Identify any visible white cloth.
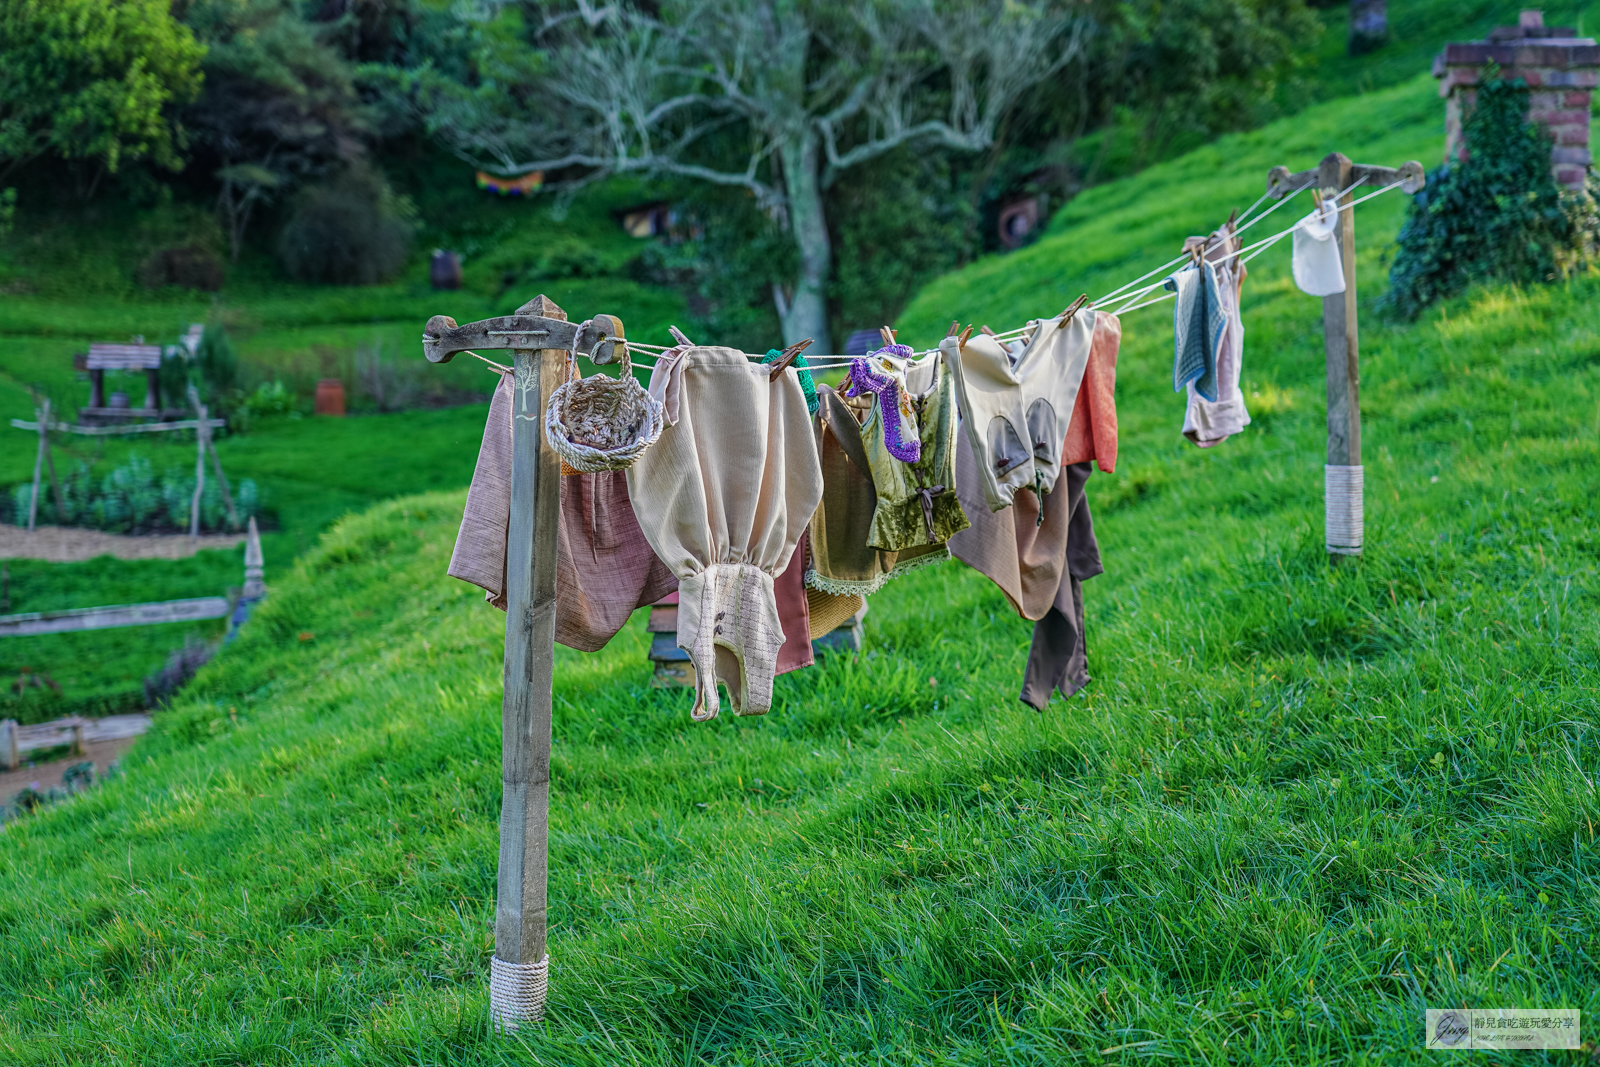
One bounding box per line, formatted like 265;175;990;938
939;311;1095;513
1292;199;1345;297
625;346;823;721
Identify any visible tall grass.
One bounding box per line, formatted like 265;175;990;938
0;77;1597;1065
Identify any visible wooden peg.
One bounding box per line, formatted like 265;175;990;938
668;325;695;347
957;325;973;346
1056;293;1090;328
979;325;996;337
878;326;897;348
945;320;960;337
768;338;813;381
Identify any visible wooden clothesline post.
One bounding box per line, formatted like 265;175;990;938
1264;151;1425;562
422;295;625;1032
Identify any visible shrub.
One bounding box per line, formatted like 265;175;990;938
1385;71;1600;319
276;165;417;285
196;323;238;399
136;245;224;291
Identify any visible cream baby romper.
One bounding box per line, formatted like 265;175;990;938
626;346;823;721
939;310;1096;513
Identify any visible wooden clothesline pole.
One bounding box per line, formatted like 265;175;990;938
422;294;625;1032
1265;152;1425;563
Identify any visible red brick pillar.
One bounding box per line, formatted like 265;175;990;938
1434;10;1598;191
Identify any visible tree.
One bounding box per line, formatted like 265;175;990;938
0;0;205;180
398;0;1090;347
180;0;371;259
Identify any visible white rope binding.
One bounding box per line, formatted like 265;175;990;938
1325;464;1364;555
490;954;549;1031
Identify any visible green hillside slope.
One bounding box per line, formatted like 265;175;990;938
2;77;1598;1065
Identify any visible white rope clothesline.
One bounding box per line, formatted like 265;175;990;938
1099;176;1363;313
450;174;1410;375
1104;176;1404;316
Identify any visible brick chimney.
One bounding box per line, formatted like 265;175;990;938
1433;10;1598;190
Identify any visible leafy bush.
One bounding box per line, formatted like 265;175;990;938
276;165;417;285
8;454;259;534
242;380;296;419
136;245;224;291
1385;72;1600;319
196;322;238;399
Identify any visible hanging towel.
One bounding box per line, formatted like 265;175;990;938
939;309;1096;514
854;348;969;551
626;346;823;721
1292;198;1346;297
947;428;1101;709
1163;262;1224;402
806;384;950;597
1180;223;1252;448
449;374;677;650
1060;311;1122;472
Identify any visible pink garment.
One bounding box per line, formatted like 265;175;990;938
1060;312;1121;473
774;533;814;675
448;374;676;651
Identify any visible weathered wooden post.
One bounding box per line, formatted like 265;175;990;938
27;397;61;532
188;384;239;531
422;295;625;1031
1;718;18;771
1265;153;1425;561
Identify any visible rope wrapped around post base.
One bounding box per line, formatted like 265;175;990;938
489;954;549;1031
1324;464;1364;556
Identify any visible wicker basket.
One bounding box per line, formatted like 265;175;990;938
544;326;664;473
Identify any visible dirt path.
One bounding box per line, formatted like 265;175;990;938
0;735;143;796
0;523;244;562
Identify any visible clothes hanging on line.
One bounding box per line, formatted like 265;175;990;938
1061;312;1122;472
1180;223;1252;448
847;346;969;551
1164;260;1225;402
1292;197;1345;297
806;384;951;597
449;374;676;650
626;346;823;722
948;431;1102;710
761;348;819;414
939;309;1097;514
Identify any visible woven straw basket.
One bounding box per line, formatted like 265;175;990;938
544;324;664;473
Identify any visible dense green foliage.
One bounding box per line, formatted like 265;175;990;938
276;164;416;285
0;0;205;177
1385;75;1599;319
2;79;1597;1063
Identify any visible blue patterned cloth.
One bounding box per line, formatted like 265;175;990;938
1164;263;1226;402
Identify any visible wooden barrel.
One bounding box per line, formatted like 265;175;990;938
314;379;346;416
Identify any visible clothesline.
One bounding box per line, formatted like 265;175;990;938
455;174;1408;378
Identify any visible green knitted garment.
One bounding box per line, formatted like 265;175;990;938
761;349;818;414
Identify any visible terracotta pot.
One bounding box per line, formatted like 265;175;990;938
314;378;346;416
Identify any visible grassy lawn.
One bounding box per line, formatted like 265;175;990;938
0;73;1596;1064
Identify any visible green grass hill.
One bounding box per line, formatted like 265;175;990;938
2;75;1598;1065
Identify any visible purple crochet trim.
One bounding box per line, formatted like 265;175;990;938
846;346;921;463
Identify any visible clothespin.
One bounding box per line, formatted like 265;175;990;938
668;325;695;347
768;338;812;381
979;325;996;337
957;325;973;346
945;320;961;337
1226;208;1239;228
878;326;898;348
1056;293;1090;329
